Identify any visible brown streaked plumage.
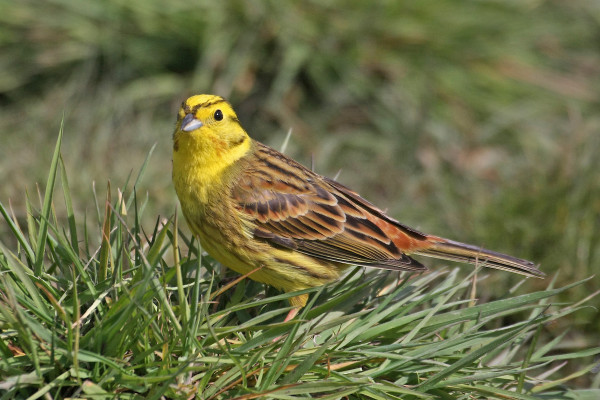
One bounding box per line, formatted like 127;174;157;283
233;142;543;277
172;94;544;316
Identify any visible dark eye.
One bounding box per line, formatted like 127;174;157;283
214;109;223;121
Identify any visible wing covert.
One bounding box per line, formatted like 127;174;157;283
232;142;427;271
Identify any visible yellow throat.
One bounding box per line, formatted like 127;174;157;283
172;95;252;207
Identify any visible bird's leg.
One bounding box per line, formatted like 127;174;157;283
283;293;308;322
283;307;300;322
272;307;300;343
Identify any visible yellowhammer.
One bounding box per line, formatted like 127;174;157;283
172;94;544;319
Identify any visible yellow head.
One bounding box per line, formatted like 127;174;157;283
173;94;251;167
172;95;252;207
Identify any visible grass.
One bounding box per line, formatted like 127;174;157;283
1;128;599;398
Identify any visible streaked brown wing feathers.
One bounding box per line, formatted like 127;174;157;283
233;142;427;270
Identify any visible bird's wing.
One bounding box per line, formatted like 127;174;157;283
232;143;429;271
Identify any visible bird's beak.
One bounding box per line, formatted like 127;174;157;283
181;113;203;132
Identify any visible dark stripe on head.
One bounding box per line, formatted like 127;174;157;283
191;99;227;114
230;136;247;148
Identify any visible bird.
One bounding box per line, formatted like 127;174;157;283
172;94;544;320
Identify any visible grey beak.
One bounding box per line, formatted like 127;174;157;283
181;113;203;132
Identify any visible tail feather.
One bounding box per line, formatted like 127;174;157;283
415;238;545;278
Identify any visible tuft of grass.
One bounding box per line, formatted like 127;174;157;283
1;127;599;398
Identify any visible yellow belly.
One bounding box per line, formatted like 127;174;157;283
184;210;346;306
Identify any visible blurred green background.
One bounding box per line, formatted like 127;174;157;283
1;0;599;362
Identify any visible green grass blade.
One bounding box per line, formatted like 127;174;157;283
418;318;541;391
59;154;79;258
0;201;35;264
33;117;63;276
126;142;156;210
0;245;50;319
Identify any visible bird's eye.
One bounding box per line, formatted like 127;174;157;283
214;109;223;121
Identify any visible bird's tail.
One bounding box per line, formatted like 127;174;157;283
414;237;545;278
